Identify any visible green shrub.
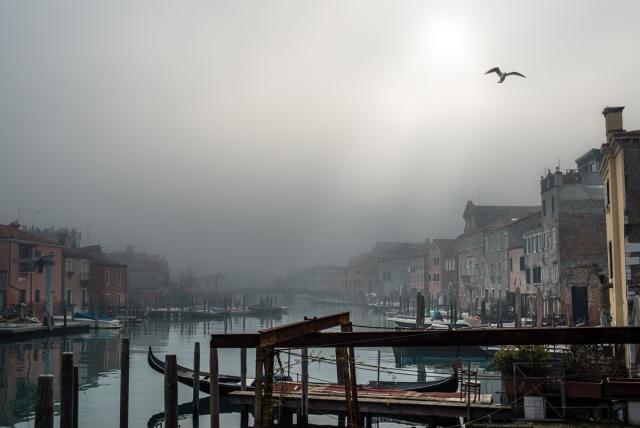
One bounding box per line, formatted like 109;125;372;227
493;345;551;376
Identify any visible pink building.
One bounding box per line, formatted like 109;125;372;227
0;223;64;314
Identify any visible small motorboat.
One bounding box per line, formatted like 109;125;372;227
248;304;290;315
73;311;121;329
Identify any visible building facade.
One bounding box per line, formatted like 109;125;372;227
109;246;170;306
0;224;64;314
67;246;127;309
600;106;640;328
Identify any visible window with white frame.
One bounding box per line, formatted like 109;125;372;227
116;271;122;287
105;271;110;287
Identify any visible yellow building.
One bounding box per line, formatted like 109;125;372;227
600;106;640;330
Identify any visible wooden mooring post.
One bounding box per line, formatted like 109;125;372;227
120;337;129;428
35;374;54;428
193;341;200;417
210;341;220;428
164;354;178;428
240;347;249;428
73;366;79;428
61;352;74;428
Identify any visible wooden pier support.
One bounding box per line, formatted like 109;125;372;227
120;337;129;428
262;347;275;427
61;352;74;428
300;347;309;427
254;346;264;428
210;341;220;428
343;322;361;427
193;341;200;417
240;347;247;390
35;374;54;428
164;354;178;428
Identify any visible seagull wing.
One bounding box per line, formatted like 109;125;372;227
485;67;502;76
505;71;526;78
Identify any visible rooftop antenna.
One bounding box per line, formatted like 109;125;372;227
17;207;28;225
477;187;486;205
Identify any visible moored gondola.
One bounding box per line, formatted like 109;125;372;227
148;347;253;395
149;347;460;395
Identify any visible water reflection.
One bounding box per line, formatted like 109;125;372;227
0;295;501;427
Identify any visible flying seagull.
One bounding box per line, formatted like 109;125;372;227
485;67;526;83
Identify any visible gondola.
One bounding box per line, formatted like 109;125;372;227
368;358;460;392
367;375;458;392
148;347;254;395
149;347;459;395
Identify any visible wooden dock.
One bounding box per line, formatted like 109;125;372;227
0;321;90;341
227;382;509;421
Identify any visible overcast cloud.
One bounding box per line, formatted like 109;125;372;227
1;1;639;281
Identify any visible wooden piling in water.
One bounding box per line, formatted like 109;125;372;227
164;354;178;428
193;341;200;416
210;342;220;428
61;352;74;428
73;366;79;428
120;337;129;428
35;374;54;428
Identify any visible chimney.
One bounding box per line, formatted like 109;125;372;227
602;106;625;141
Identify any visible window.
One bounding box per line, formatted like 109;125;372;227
519;256;525;271
80;260;89;281
65;259;73;273
551;196;555;214
105;271;110;286
82;289;87;305
606;179;611;207
525;268;531;284
19;289;26;304
66;289;72;305
116;271;122;287
35;289;41;303
445;258;455;271
552;262;558;283
433;257;440;265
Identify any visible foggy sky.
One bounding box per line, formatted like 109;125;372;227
1;1;639;282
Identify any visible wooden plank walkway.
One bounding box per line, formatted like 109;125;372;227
228;382;509;420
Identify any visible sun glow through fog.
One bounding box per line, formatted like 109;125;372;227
418;15;470;69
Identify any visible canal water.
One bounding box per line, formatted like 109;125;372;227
0;295;500;427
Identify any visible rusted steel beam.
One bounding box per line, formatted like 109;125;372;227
257;312;350;348
211;327;640;348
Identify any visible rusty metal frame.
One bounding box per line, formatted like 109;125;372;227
211;326;640;349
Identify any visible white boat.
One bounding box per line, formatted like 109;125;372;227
73;311;122;329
